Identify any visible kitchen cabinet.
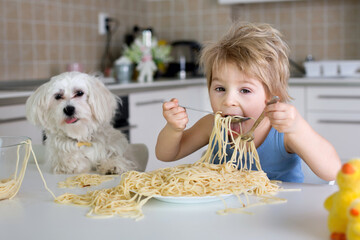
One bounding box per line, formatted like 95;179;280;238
289;84;360;184
129;85;209;171
288;86;323;184
307;86;360;162
288;86;306;118
0;104;43;144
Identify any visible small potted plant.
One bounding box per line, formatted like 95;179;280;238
123;34;172;82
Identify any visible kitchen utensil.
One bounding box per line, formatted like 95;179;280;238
179;105;251;122
114;56;134;83
164;40;202;77
241;96;280;142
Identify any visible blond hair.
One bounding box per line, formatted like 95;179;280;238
200;21;290;102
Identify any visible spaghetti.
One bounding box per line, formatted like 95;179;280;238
55;113;281;220
58;174;116;188
0;139;55;200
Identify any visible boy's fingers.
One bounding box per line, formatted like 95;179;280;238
163;98;182;110
267;111;287;120
266;102;286;112
164;106;187;121
163;100;178;110
174;111;188;119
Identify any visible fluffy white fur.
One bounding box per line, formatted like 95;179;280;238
26;72;137;174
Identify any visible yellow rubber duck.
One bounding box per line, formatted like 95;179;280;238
347;199;360;240
324;159;360;240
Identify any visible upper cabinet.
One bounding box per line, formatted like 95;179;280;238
218;0;300;4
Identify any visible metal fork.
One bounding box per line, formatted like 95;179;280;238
241;96;280;142
178;105;251;122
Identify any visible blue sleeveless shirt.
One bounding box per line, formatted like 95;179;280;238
211;127;304;183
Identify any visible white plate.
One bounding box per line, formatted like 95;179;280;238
151;194;233;204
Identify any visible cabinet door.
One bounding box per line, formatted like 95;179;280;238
0;104;43;144
307;86;360;112
289;86;325;184
288;86;306;118
307;86;360;162
129;86;208;171
308;112;360;162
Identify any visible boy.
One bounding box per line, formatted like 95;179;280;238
155;22;341;182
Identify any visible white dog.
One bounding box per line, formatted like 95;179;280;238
26;72;137;174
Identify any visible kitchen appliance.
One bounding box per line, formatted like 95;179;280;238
113;96;131;141
164;40;202;78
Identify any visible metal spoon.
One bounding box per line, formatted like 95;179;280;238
179;105;251;122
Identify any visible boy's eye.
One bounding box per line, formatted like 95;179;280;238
54;94;63;100
240;88;251;94
215;87;225;92
75;91;84;97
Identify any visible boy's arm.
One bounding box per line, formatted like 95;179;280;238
156;123;185;162
284;116;341;181
266;103;341;181
155;98;213;162
156;115;213;162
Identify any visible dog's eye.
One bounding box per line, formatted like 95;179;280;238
54;94;63;100
75;91;84;97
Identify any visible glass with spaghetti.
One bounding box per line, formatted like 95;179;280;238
0;136;31;200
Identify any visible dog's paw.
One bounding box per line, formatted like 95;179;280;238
96;158;128;175
104;166;122;175
97;165;125;175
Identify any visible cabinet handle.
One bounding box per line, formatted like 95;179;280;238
318;120;360;125
135;99;165;106
0;117;27;124
318;95;360;100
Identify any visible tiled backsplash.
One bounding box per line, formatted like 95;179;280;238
231;0;360;63
0;0;145;81
0;0;359;82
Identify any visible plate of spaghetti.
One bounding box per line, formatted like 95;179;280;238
55;113;282;220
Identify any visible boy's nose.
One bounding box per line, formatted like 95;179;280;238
223;92;238;106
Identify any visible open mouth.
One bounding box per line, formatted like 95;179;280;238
222;114;243;137
228;122;242;139
230;122;241;134
65;117;79;124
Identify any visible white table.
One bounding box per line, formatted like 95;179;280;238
0;163;337;240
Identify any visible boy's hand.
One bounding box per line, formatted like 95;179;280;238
265;102;300;134
162;98;189;132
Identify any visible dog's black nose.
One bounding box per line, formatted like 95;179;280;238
63;106;75;116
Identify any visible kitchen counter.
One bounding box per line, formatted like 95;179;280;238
106;77;207;96
1;76;360;106
0;161;337;240
289;77;360;86
0;78;206;106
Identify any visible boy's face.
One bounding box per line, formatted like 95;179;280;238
209;62;269;134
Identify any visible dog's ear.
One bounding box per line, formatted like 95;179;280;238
87;76;118;124
26;82;51;128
